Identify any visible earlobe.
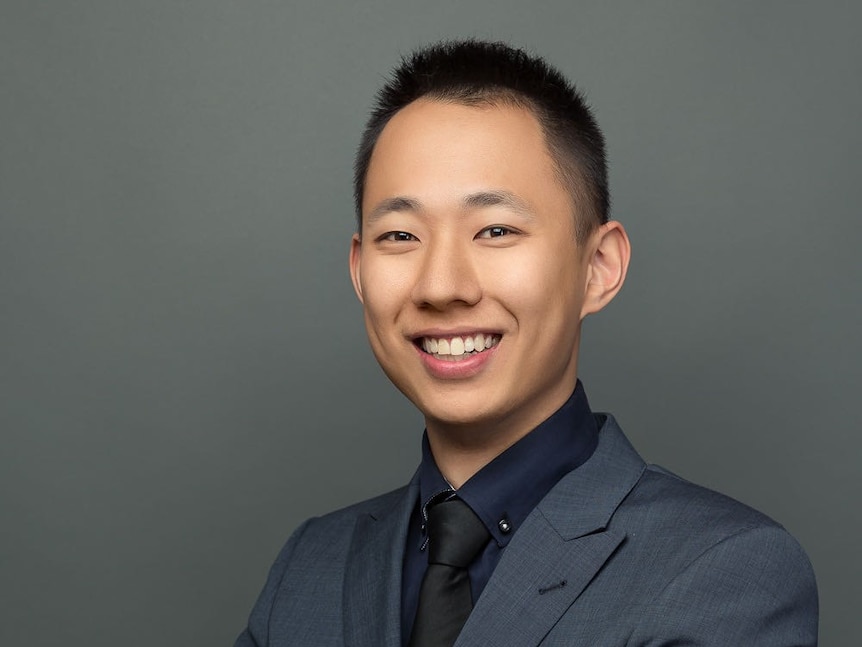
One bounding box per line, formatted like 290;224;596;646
349;233;364;303
580;221;631;319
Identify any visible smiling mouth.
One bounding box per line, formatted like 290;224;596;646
415;333;501;361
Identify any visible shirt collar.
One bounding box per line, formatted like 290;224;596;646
417;380;599;548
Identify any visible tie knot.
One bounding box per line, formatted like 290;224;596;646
426;498;490;568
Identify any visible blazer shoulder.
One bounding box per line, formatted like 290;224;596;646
234;482;417;647
617;461;817;587
304;482;415;533
259;482;415;591
632;462;783;535
275;481;417;569
624;468;819;644
593;417;804;552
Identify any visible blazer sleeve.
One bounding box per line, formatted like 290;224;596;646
629;524;818;646
233;519;312;647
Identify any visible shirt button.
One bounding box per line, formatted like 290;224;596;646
498;518;511;534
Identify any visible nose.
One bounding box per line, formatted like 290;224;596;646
411;235;482;310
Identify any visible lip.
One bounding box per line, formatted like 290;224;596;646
413;337;500;380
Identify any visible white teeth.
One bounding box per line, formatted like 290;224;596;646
420;334;500;357
450;337;465;356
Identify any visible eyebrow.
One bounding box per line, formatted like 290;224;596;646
366;196;423;224
365;189;535;225
461;190;534;220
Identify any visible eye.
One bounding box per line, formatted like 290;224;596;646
379;231;418;242
476;225;515;239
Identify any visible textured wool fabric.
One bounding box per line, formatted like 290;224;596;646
235;416;818;646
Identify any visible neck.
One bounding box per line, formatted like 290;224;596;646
425;426;514;489
424;386;574;488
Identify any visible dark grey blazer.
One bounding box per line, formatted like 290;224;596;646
235;415;818;646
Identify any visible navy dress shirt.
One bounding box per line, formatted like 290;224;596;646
400;381;599;645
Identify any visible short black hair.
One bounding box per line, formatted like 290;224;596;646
353;39;609;241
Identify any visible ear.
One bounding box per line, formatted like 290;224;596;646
580;221;631;319
349;233;364;304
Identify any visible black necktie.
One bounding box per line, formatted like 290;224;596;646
407;497;491;647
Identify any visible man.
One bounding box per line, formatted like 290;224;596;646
235;40;818;646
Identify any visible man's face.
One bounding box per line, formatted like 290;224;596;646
351;99;594;442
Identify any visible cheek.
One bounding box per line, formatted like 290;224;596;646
485;244;583;312
359;258;414;323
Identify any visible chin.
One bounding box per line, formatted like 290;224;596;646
415;395;508;432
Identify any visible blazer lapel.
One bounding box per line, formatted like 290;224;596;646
455;417;646;647
343;477;419;647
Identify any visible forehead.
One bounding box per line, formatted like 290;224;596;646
374;98;548;160
363;99;567;219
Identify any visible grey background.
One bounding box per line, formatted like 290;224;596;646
2;1;859;645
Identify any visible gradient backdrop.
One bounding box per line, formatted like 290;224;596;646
2;1;860;645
